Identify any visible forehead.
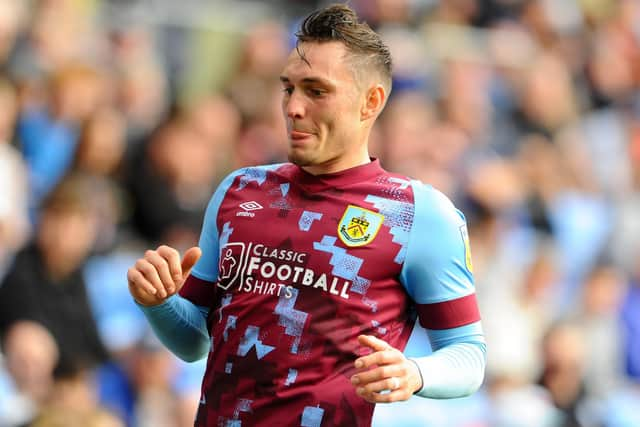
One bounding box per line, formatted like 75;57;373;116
281;41;355;84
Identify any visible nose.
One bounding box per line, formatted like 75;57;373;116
284;90;305;120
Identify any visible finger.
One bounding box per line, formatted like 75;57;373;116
351;364;405;387
358;335;392;352
357;376;404;396
359;389;411;404
127;267;157;296
136;258;167;298
146;250;176;294
156;245;182;284
180;246;202;278
127;272;165;307
355;348;403;370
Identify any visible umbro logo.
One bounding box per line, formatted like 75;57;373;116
236;201;263;217
240;201;263;211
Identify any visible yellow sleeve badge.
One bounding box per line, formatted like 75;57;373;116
459;224;473;274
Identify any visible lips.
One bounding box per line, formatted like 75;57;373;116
290;130;314;140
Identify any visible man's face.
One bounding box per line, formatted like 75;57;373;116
37;209;97;275
280;41;365;174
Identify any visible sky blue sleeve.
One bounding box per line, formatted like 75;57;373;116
400;181;486;398
190;165;283;282
400;182;475;308
139;296;210;362
190;170;245;282
139;170;244;361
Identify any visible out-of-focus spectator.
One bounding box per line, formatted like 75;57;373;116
440;58;495;145
0;77;30;277
0;0;26;65
184;94;243;174
224;19;289;168
127;116;222;247
74;107;127;179
234;119;288;168
598;383;640;427
126;334;184;427
481;239;558;384
90;317;206;427
488;376;563;427
227;20;290;123
110;26;169;142
8;0;102;111
0;173;108;369
538;321;597;427
621;276;640;382
73;106;129;252
17;62;107;209
512;52;579;138
184;95;241;172
515;134;557;235
31;408;124;427
30;359;124;427
571;263;628;396
379;91;436;173
0;321;59;427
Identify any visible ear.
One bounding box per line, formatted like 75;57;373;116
360;84;386;121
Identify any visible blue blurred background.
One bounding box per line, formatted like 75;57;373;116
0;0;639;426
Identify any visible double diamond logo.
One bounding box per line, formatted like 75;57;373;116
237;201;263;217
239;201;263;211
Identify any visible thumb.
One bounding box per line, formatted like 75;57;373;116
180;246;202;278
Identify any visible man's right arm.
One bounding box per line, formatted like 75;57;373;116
127;244;210;362
127;171;242;361
137;292;210;362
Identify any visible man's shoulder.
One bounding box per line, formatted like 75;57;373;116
405;180;465;227
374;170;452;209
212;163;292;192
234;162;291;174
225;163;293;181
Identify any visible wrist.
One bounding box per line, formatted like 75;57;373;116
134;295;175;309
407;358;424;394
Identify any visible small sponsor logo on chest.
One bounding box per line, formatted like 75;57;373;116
236;201;263;217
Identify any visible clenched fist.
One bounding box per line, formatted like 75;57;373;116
127;245;201;306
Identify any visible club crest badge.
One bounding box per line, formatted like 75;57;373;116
338;205;384;247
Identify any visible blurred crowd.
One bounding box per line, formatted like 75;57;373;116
0;0;638;426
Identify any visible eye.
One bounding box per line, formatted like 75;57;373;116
308;88;325;97
282;87;293;95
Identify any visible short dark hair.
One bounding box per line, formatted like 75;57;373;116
296;3;392;91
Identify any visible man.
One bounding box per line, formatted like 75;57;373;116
0;173;108;369
128;4;486;426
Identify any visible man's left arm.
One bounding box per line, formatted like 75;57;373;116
351;183;485;402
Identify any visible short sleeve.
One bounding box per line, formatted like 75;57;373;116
399;182;480;330
179;170;242;306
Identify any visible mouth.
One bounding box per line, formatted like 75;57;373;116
289;130;315;141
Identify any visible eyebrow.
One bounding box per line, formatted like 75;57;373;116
279;76;334;88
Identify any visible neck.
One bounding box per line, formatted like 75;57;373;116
302;151;371;175
302;128;372;175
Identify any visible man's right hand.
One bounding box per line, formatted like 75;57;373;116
127;245;202;306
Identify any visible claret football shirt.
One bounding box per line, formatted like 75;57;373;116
179;159;480;427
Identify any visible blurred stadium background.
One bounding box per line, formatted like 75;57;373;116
0;0;639;426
